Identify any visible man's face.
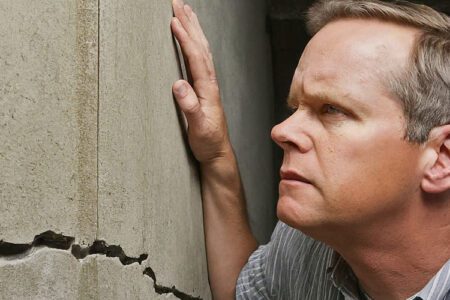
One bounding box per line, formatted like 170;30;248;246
272;19;425;235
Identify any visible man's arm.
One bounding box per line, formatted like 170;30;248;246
200;152;258;299
170;0;258;298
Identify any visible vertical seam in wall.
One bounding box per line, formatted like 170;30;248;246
96;0;100;239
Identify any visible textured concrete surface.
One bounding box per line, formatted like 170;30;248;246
0;248;179;300
98;0;275;297
97;0;211;297
0;0;98;244
0;0;274;299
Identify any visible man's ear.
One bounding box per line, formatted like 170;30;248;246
421;124;450;194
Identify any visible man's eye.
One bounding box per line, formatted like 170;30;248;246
321;104;344;115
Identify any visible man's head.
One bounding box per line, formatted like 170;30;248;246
307;0;449;143
271;0;450;239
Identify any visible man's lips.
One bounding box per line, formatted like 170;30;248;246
280;170;312;184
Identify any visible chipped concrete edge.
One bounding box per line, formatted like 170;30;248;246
0;231;202;300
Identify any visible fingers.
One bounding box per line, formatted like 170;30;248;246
171;0;216;84
172;0;196;39
182;4;211;52
171;17;213;82
173;80;204;123
172;0;202;43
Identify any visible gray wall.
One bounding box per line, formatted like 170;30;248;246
193;0;277;244
0;0;275;299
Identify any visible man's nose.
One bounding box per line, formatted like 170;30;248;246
271;113;313;153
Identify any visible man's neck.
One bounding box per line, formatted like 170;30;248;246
326;198;450;300
341;241;448;300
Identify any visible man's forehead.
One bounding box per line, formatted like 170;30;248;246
298;18;418;79
287;18;419;108
287;71;360;108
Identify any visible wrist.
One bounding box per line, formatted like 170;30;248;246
200;142;234;166
200;146;238;180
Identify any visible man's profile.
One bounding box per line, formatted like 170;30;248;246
171;0;449;299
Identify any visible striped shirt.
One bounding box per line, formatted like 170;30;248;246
236;221;450;300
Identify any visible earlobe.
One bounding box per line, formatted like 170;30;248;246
422;169;450;194
421;125;450;194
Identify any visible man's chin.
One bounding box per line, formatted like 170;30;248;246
277;196;316;228
276;195;333;237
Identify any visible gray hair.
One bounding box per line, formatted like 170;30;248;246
307;0;450;143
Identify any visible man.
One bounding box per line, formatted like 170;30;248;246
170;0;450;299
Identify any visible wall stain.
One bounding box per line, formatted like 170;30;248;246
75;0;98;243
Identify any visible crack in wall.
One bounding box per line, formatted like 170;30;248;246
143;267;201;300
0;231;74;256
0;231;202;300
71;241;148;265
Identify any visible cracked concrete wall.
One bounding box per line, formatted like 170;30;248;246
0;0;274;299
0;0;98;246
0;248;179;300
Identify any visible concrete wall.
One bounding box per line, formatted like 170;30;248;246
0;0;275;299
192;0;276;244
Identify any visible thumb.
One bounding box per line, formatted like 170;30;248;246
172;80;204;123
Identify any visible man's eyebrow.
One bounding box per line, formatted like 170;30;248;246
286;91;337;107
288;89;369;113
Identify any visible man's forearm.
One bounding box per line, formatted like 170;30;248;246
170;1;256;297
201;150;258;299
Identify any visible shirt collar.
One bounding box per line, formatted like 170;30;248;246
407;259;450;300
328;252;366;300
328;253;450;300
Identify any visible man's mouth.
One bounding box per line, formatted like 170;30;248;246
280;170;312;184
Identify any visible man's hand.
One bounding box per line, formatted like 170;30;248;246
171;0;232;164
171;1;258;299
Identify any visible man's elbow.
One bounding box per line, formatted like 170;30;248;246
212;288;235;300
210;279;238;300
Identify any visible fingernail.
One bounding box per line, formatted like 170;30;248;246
175;83;188;97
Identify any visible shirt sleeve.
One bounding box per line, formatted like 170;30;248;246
235;243;271;299
235;222;288;299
